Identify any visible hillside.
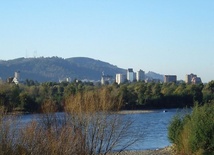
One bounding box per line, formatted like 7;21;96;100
0;57;126;82
146;71;164;81
0;57;164;82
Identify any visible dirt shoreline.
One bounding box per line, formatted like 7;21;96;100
117;110;157;114
107;146;173;155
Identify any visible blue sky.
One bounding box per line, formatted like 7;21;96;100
0;0;213;82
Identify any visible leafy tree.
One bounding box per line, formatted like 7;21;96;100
118;84;129;106
64;84;77;98
152;83;162;98
144;83;153;103
207;80;214;94
134;83;146;104
203;81;214;102
19;92;38;112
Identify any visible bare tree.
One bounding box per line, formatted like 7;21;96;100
65;87;139;154
0;87;139;155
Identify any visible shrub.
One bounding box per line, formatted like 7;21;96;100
168;115;183;144
187;103;214;154
168;102;214;154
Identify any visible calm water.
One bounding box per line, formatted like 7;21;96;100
18;109;188;151
120;109;180;150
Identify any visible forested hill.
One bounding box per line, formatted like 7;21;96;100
0;57;165;82
0;57;126;82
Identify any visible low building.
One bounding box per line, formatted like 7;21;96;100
101;74;114;85
59;77;71;83
6;71;22;85
12;77;19;85
145;78;152;83
152;79;162;83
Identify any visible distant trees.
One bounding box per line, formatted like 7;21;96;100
203;80;214;103
0;84;20;112
0;80;96;113
0;80;214;113
118;82;206;109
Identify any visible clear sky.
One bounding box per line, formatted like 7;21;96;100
0;0;213;82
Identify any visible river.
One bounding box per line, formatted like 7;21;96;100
120;109;180;151
17;108;188;151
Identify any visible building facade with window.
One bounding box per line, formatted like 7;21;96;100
164;75;177;83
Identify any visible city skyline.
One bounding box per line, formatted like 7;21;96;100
0;1;213;83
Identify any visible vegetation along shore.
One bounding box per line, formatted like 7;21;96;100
0;80;214;113
0;80;214;154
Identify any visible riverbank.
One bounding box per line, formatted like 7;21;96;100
108;146;173;155
117;109;158;114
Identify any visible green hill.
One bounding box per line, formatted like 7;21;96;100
0;57;126;82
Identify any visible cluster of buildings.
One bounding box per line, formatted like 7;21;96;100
101;68;146;85
163;74;202;84
115;69;145;84
101;68;202;85
3;69;202;86
101;68;143;85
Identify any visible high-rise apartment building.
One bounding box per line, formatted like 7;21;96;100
185;73;202;84
116;74;126;84
127;68;135;82
185;74;195;84
136;70;145;82
192;76;202;84
164;75;177;83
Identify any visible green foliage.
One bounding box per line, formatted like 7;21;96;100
207;80;214;94
203;80;214;103
187;103;214;153
168;115;184;145
0;80;214;113
168;102;214;154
